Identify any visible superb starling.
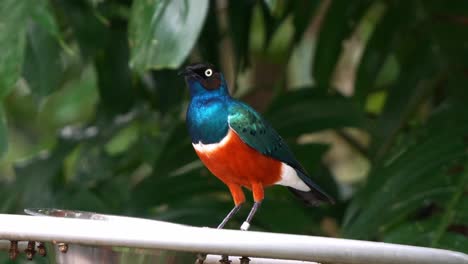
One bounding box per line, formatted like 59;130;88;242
180;63;334;231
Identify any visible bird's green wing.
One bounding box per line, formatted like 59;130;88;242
228;100;334;205
227;101;305;173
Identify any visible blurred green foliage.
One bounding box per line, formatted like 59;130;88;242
0;0;467;261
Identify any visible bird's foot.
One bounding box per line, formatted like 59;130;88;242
194;253;206;264
240;221;250;231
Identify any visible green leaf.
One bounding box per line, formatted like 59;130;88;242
431;168;468;248
129;0;209;71
14;139;77;209
263;0;280;16
37;65;99;127
31;0;62;43
0;0;28;98
151;69;186;115
22;21;64;98
291;0;320;42
55;186;109;213
342;119;468;239
56;0;107;59
153;193;233;227
423;0;468;69
370;41;439;161
355;2;410;106
266;88;366;138
258;197;325;234
260;1;314;54
228;1;256;67
105;123;139;155
313;0;372;88
197;1;221;66
383;216;468;254
0;182;16;213
95;25;135;114
454;198;468;226
0;106;7;159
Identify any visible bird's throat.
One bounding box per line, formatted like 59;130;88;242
186;96;229;144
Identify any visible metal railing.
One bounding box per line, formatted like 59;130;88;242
0;210;466;264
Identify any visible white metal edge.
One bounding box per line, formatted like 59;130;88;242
0;242;318;264
205;255;319;264
0;214;466;264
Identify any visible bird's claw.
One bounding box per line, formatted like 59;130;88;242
240;221;250;231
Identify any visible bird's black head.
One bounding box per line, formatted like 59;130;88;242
179;63;223;90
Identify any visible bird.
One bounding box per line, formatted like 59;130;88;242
180;62;334;231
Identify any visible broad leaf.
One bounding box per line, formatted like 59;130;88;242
0;106;7;158
383;216;468;254
291;0;320;42
266;88;366;138
151;69;186;115
22;21;64;98
228;1;256;68
343;114;468;239
56;0;107;59
95;26;135;114
369;41;439;161
0;0;28;98
422;0;468;69
32;0;63;43
129;0;209;71
313;0;372;88
354;2;411;106
14;139;77;209
197;1;221;66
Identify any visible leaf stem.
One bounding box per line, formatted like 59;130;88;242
430;166;468;247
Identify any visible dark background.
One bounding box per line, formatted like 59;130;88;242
0;0;467;261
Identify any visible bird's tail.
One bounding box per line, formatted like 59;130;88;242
288;170;335;206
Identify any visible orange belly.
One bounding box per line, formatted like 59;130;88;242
193;129;282;190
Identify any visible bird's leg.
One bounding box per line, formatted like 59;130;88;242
240;201;262;231
217;204;242;229
219;183;245;229
195;187;243;264
240;182;264;231
195;205;242;264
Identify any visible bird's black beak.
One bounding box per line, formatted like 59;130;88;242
179;66;202;83
178;67;193;76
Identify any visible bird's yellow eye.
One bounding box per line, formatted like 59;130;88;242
204;68;213;77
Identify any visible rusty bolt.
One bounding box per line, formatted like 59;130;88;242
239;256;250;264
219;255;231;264
9;241;19;260
25;241;36;260
58;243;69;253
37;242;47;257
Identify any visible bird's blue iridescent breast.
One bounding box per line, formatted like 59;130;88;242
186;94;230;144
